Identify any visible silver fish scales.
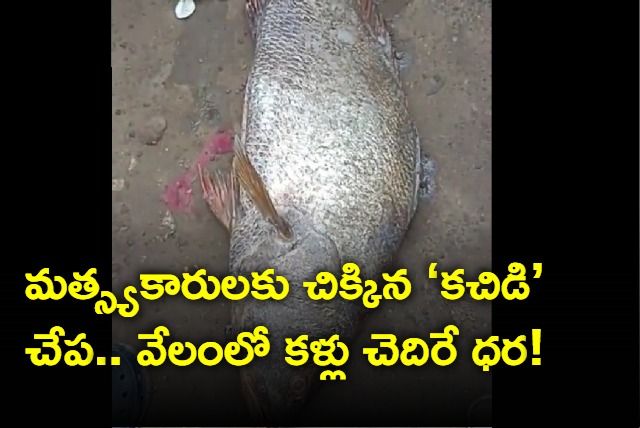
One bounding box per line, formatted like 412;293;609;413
198;0;424;424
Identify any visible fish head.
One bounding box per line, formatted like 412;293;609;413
231;208;343;425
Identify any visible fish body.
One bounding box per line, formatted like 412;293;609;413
199;0;423;424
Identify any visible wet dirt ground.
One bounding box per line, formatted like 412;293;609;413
111;0;491;426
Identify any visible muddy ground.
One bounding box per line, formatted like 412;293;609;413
111;0;491;426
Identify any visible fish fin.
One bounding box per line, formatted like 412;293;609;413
232;140;292;239
197;164;238;233
355;0;400;74
245;0;269;41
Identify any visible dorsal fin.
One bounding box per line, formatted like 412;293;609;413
355;0;400;73
233;139;292;240
356;0;387;34
245;0;269;42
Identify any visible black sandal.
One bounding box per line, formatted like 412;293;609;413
112;342;151;427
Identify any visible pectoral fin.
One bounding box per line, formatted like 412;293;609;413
233;140;292;240
198;164;238;233
245;0;268;41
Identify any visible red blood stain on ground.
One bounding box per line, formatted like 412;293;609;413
163;130;233;213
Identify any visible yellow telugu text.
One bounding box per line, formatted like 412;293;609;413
25;268;291;318
137;325;270;367
285;334;349;381
303;263;411;309
24;262;544;320
25;325;542;369
362;325;460;367
25;268;100;301
25;326;96;367
472;329;542;370
429;262;543;301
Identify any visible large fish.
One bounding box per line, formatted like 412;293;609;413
198;0;426;424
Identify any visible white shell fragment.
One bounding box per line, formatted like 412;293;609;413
175;0;196;20
161;210;176;239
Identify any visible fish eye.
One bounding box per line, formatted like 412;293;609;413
289;375;307;397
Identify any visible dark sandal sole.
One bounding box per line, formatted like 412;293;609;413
112;343;151;427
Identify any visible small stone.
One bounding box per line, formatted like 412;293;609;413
395;49;413;74
112;179;125;192
425;75;446;96
140;116;167;146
